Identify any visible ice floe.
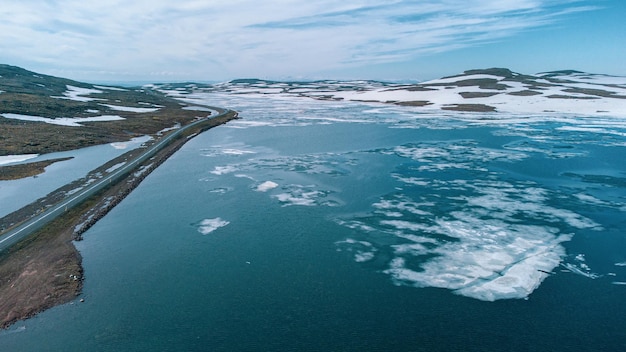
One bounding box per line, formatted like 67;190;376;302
385;140;528;172
336;238;377;263
337;173;600;301
197;218;230;235
273;184;337;207
210;165;239;175
256;181;278;192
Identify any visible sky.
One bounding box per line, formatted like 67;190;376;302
0;0;624;83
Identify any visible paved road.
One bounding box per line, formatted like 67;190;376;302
0;107;233;252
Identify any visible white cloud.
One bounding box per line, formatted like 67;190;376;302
0;1;599;80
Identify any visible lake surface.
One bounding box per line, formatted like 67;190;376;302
2;94;626;351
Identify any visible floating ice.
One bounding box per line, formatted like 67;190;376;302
197;218;230;235
273;185;336;207
256;181;278;192
387;140;527;172
337;176;599;301
210;165;239;175
336;239;377;263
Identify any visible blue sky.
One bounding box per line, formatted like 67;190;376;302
0;0;623;82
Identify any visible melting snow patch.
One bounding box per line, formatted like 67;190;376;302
1;113;124;127
197;218;230;235
0;154;39;166
100;103;159;113
110;136;152;149
106;162;126;173
54;85;104;102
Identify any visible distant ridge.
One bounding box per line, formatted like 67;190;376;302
152;67;626;116
0;64;93;96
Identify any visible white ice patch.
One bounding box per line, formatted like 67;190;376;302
273;185;336;207
54;85;104;102
1;113;124;127
110;136;152;150
387;140;527;172
256;181;278;192
0;154;39;166
100;103;159;113
210;165;239;175
201;144;257;157
105;162;125;173
383;215;571;301
197;218;230;235
157;123;181;136
336;238;377;263
560;254;601;279
222;149;256;156
338;177;598;301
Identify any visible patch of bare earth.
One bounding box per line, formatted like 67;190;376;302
441;104;497;112
0;213;82;329
395;100;433;107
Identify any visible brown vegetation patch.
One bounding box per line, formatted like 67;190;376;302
546;95;599;100
441;104;497;112
383;86;437;92
562;88;626;99
395;100;433;107
0;208;83;329
0;157;73;180
459;92;500;99
427;78;511;91
507;90;543;96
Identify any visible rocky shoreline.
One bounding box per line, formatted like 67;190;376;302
0;111;238;329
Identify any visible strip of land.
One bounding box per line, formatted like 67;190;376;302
0;109;238;329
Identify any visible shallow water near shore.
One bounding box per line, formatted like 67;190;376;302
2;97;626;351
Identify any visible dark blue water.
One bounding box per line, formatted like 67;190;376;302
2;96;625;351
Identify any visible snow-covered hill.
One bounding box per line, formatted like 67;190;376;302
156;68;626;117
